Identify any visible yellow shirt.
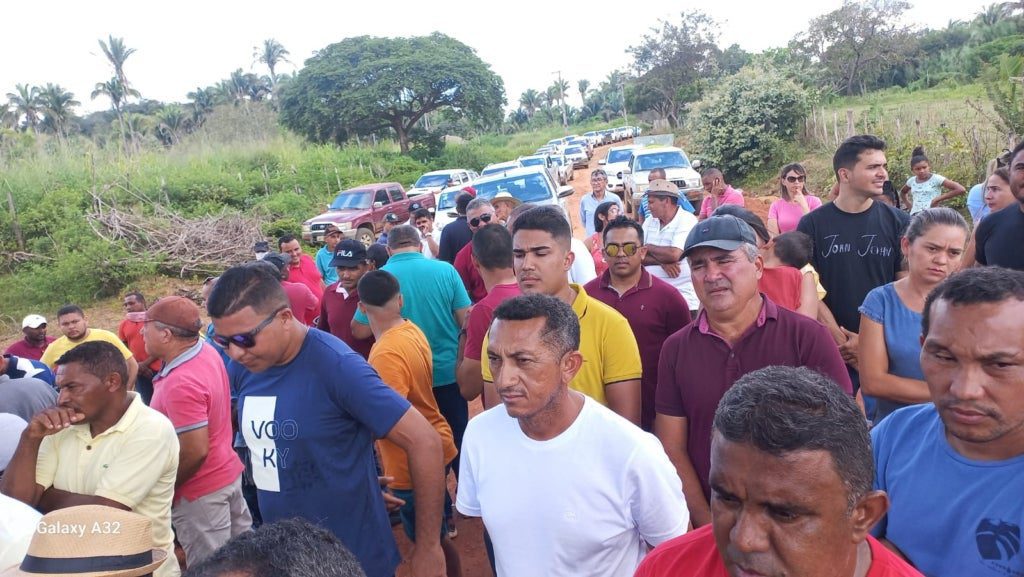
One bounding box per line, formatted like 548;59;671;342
481;284;642;405
40;329;134;368
36;392;181;577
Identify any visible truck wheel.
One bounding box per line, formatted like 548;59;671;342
357;227;375;247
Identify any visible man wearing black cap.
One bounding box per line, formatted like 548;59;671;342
377;213;402;246
654;214;852;528
317;239;375;359
314;225;342;287
252;241;270;261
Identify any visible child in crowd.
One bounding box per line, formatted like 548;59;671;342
899;146;966;215
759;231;818;319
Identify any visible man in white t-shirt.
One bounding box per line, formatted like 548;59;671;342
457;293;688;577
641;179;699;312
413;206;441;259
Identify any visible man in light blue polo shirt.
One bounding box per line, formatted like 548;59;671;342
314;225;341;286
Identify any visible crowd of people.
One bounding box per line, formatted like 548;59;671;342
1;133;1023;577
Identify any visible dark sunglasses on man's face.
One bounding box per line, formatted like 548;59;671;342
470;213;494;228
785;175;807;183
212;306;288;349
604;242;640;258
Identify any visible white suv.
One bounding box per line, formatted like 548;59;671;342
622;147;703;215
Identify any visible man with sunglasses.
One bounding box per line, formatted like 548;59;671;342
697;169;745;221
642;179;700;314
208;264;449;577
580;169;623;237
452;198;494;302
584;217;691;432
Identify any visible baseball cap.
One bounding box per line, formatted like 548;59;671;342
384;213;401;223
22;315;47;329
330;239;368;267
646;179;680;199
462;186;476;197
683;215;757;257
324;224;341;236
145;296;202;336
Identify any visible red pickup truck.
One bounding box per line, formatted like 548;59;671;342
302;182;435;246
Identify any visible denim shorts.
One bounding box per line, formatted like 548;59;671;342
390;487;452;542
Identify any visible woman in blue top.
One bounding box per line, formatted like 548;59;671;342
898;146;966;215
858;207;969;423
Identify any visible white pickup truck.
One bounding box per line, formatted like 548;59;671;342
622;145;704;215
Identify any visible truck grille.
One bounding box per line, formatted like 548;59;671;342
311;223;329;232
670;179;689;189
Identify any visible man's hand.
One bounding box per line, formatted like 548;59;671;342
408;543;446;577
839;328;859;369
379;476;405;512
661;262;681;278
26;407;85;440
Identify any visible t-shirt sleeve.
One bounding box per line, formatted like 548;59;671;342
99;332;134;360
328;353;411;439
370;350;413;399
627;435;689;546
802;322;854;395
449;267;472;311
974;217;992;266
161;378;211;433
454;420;481;517
353;306;369;325
858;286;887;324
602;313;643;384
808;195;823;210
35;436;59;489
655;333;686;417
768;200;781;220
95;419;180;508
463;305;490;362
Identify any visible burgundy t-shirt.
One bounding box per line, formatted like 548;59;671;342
584;270;691;431
758;265;803;312
317;282;375;359
4;336;56;361
656;296;852;498
281;281;319;327
453;243;487;302
463;283;521;362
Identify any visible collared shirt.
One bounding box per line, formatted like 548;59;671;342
642;207;699;309
315;245;340;286
287;253;324;299
454;242;488;302
36;392;181;577
656;296;852;498
317;281;374;358
698;186;745;219
4;336;55;361
40;329;134;369
584;270;691;431
482;284;642;405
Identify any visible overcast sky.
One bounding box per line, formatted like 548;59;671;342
1;0;994;114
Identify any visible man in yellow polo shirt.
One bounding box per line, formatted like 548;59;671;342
0;341;181;577
481;205;642;425
40;304;139;390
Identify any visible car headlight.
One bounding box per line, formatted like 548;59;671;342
336;222;352;230
688;179;700;189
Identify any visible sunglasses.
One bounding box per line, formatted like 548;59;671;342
470;213;494;227
604;242;640;258
212;305;288;349
785;175;807;183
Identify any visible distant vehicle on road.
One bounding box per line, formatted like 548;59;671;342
302;182;434;246
622;146;703;215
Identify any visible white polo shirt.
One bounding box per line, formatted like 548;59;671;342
642;207;699;309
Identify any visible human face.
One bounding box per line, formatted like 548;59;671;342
985;175;1015;212
336;263;369;292
840;149;888;199
782;171;805;197
140;320;169;359
467;205;495;232
647;194;676;222
414;216;434;235
703;174;724;196
324;230;342;251
123;295;145;313
23;324;47;343
590;173;608;194
911;160;932;181
58;313;87;340
902;224;966;285
688;246;763;315
603;226;646;280
921;298;1024;460
211;305;294;373
55;362;118;424
487;317;580;421
709;435;868;577
280;240;303;266
493;201;514;222
513;229;572;296
600;204;621;226
1011;149;1024;202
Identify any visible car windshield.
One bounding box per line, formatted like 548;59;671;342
550;157;565;166
566;146;583;154
482;164;514;176
520;157;545;167
608;149;635;163
475;173;554;204
330;191;372;210
437;190;459;210
414;174;452;188
636;151;690;171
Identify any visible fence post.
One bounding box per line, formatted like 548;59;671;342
846;109;854;138
833;111;840;147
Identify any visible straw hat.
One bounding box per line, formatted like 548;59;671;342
2;505;167;577
491;191;522;208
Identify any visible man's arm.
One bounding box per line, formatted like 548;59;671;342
175;427;210;487
654;414;711;527
605;379;641;426
453;306;469;332
350;317;373;340
384;408;446;577
457;359;484;401
643;246;683;266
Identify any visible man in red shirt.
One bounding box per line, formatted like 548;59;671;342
317;239;375;358
278;234;324;299
583;217;691;431
636;365;922;577
456;224;520;403
452;198;494;302
118;292;161;404
262;253;319;326
3;315;55;360
143;296;251;564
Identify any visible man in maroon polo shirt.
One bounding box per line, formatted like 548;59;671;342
316;239;375;358
4;315;56;360
457;223;520;403
655;214;852;528
452;198;494;303
584;216;691;432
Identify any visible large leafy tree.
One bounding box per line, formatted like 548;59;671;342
279;33;505;153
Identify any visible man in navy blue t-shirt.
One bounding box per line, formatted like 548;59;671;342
207;263;448;577
872;267;1024;577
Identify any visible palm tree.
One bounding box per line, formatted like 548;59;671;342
6;84;42;133
155;104;189;146
38;83;80;141
187;87;215;127
91;77;140;152
577;79;591;101
255;39;291;85
519;89;540;118
98;36;137;92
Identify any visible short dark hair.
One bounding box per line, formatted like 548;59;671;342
923;267;1024;336
510;205;571;248
412;208;433;221
472;224;513;270
493;294;580;359
701;167;724;181
1011;139;1024;163
366;244;389;269
55;341;129;388
357;270;400;307
712;205;770;244
258;253;288;280
833;134;886;177
772;231;813;269
456;192;474;216
182;518;366;577
713;366;872;508
124;291;146;305
207;263;289;318
277;234;298;249
602;215;644;244
386;225;422;249
56;304;84;318
593;201;619;234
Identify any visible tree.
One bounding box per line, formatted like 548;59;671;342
155;104;189;146
977;53;1024;138
519;89;540;118
39;83;80;141
187;86;215;126
577;79;591;100
91;77;140;152
279;33;505;153
98;36;137;92
628;11;722;127
5;84;42;133
255;39;290;85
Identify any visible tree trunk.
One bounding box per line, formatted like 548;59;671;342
394;120;411;154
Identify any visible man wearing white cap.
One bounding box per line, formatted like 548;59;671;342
3;316;55;361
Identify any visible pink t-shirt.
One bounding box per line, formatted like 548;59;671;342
699;186;745;219
768;195;823;233
463;283;521;362
287;254;324;299
151;341;244;502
